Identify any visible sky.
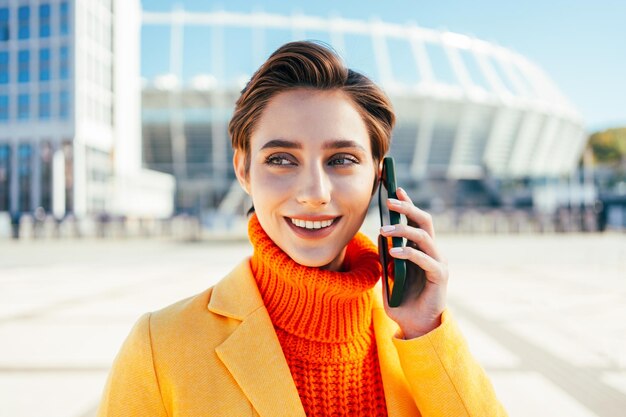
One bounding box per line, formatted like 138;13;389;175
140;0;626;132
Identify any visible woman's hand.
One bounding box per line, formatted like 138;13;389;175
380;187;448;339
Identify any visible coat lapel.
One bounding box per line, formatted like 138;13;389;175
208;261;419;417
372;293;421;417
209;260;306;417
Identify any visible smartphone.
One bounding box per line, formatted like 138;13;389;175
378;157;425;307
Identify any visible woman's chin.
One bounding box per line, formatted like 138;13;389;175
289;250;345;271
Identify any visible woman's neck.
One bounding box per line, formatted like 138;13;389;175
247;214;381;343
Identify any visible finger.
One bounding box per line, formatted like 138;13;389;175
397;188;434;237
389;246;448;285
380;223;442;261
387;189;435;238
396;187;414;204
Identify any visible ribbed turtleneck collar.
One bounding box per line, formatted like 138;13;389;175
248;214;381;343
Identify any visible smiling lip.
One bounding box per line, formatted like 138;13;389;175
284;216;341;240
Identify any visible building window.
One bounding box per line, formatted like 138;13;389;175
18;50;30;83
39;48;50;81
0;144;10;211
60;2;70;36
18;6;30;40
18;94;30;120
39;92;51;119
39;4;51;38
0;51;8;84
0;95;8;121
18;143;32;212
60;45;69;80
63;141;73;213
0;8;9;42
59;90;70;119
40;142;53;212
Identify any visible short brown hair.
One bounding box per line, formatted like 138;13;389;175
228;41;395;173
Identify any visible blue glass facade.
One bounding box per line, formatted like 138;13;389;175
0;8;8;41
18;50;29;83
0;51;8;84
18;6;30;40
60;45;69;79
0;94;8;121
18;93;29;120
0;1;110;219
0;3;74;126
39;92;51;119
0;1;72;124
39;4;51;38
39;48;50;81
60;2;69;35
59;90;70;119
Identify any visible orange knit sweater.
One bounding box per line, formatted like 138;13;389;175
248;214;388;416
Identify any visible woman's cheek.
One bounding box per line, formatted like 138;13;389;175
335;173;372;197
268;172;295;190
253;171;294;201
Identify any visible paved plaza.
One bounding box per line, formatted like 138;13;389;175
1;226;625;416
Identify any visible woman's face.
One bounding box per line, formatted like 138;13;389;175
234;89;379;271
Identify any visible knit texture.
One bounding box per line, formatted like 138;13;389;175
248;214;388;416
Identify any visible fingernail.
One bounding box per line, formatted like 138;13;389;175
381;225;395;232
389;247;403;254
388;198;402;206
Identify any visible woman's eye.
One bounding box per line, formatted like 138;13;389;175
329;155;359;166
265;154;295;166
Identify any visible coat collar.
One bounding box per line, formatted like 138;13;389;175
207;259;264;320
208;259;306;417
207;259;418;417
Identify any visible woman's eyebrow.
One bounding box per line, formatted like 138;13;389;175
322;139;366;152
259;138;366;152
260;139;302;150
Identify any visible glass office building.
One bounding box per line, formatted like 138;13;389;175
0;0;173;221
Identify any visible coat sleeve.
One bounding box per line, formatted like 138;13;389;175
96;313;169;417
392;310;508;417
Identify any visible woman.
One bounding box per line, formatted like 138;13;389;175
97;41;507;417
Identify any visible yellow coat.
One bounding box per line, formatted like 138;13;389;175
97;259;508;417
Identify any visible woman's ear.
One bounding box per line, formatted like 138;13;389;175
233;149;251;195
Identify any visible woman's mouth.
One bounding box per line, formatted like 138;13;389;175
284;216;341;239
290;218;335;229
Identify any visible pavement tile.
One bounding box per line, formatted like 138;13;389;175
1;233;624;416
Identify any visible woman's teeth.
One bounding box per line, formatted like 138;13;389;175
290;218;335;229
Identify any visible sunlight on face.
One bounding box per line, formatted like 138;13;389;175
235;89;378;271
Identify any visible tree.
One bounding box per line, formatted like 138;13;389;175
587;127;626;166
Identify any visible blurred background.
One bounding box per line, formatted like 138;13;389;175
0;1;625;416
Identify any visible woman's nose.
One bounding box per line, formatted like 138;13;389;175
296;164;331;207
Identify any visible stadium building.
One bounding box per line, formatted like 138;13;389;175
141;10;586;216
0;0;174;227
